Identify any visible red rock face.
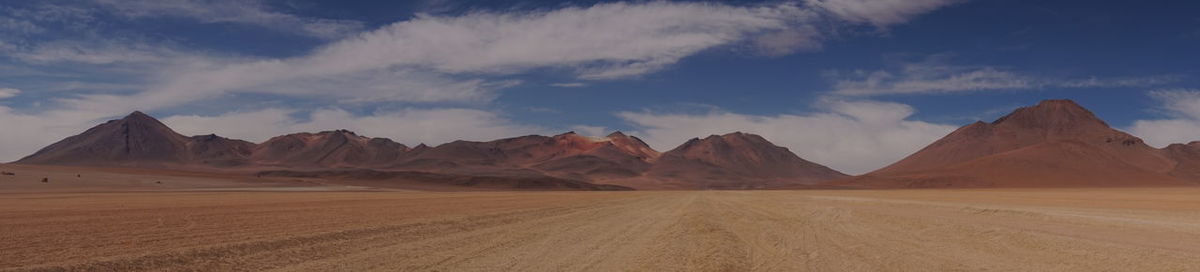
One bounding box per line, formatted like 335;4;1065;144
852;99;1191;188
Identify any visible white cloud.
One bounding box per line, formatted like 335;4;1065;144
806;0;961;27
618;99;956;174
1128;89;1200;147
0;88;18;99
93;0;364;39
162;108;547;146
305;2;807;78
570;125;608;137
829;57;1178;96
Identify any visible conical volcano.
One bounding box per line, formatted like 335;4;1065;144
851;99;1186;187
17;111;255;167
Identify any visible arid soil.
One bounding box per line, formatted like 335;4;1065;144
2;188;1199;271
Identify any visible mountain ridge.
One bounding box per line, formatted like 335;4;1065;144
16;112;844;190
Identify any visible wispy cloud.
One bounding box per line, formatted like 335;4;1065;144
806;0;962;28
93;0;364;39
10;40;199;65
34;1;826;114
828;56;1178;96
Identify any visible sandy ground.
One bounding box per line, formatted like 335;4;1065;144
2;188;1199;271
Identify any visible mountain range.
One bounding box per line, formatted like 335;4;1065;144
15;111;845;190
15;99;1200;190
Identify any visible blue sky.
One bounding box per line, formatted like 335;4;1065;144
1;0;1198;174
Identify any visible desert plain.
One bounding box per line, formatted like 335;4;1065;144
2;166;1198;271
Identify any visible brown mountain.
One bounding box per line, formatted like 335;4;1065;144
848;99;1190;188
17;111;254;167
252;130;409;168
614;132;847;189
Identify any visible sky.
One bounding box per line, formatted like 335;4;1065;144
0;0;1198;174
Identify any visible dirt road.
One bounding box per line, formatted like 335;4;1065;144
3;188;1199;271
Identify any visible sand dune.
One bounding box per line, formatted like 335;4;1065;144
2;188;1198;271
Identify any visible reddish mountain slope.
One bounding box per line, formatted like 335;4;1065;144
623;132;847;189
851;99;1188;188
17;112;254;167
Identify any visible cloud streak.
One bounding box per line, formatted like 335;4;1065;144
828;57;1178;96
806;0;961;27
0;88;18;99
48;1;827;114
93;0;364;39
